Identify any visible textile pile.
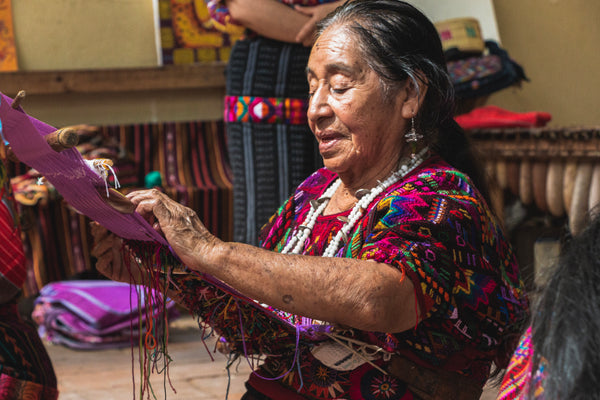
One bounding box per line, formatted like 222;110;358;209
32;280;179;350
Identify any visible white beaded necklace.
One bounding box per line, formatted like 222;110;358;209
282;147;429;257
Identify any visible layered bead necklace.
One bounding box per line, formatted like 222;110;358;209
282;147;429;256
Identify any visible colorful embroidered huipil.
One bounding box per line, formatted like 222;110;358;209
169;156;529;399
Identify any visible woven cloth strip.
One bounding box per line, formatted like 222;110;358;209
0;93;167;244
0;92;332;337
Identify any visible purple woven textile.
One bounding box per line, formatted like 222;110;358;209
33;280;179;350
0;93;167;244
0;92;333;338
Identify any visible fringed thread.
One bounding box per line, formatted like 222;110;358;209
121;239;178;400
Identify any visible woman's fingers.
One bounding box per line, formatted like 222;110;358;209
89;221;132;283
90;222;113;257
294;5;318;45
126;189;198;235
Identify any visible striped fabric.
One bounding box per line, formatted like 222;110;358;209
225;34;325;245
0;156;25;296
497;327;545;400
1;153;58;400
7;121;232;296
0;303;58;400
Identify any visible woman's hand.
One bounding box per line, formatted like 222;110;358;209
294;1;342;46
126;189;221;270
90;222;143;283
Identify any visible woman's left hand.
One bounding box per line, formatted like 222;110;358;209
126;189;221;269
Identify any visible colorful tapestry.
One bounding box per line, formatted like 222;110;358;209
0;303;58;400
0;0;18;71
159;0;243;65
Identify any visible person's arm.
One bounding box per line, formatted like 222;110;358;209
125;189;419;334
225;0;311;43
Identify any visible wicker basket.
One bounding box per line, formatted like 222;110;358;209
435;17;485;54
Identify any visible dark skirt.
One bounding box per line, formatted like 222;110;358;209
0;301;58;400
225;36;322;245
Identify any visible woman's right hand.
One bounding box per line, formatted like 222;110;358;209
126;189;222;272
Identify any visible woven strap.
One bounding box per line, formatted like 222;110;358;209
388;355;483;400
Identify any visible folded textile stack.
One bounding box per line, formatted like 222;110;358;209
32;280;179;350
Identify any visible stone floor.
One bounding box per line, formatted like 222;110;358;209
45;314;500;400
45;314;252;400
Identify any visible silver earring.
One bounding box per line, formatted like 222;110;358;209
404;117;423;157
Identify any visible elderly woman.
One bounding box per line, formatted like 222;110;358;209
92;1;528;399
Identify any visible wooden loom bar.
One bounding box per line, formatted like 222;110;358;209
469;126;600;161
0;63;227;96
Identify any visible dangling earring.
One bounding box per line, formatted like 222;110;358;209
404;117;423;158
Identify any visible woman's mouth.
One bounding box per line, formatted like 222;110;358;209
317;132;343;155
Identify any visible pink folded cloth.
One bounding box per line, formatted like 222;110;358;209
455;105;552;129
33;280;179;350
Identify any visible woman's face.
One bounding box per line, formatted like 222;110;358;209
306;24;410;187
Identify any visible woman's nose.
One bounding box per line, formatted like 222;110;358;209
307;86;332;122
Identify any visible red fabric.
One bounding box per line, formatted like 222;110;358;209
455;105;552;130
247;372;307;400
0;160;26;289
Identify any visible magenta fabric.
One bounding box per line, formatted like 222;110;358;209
0;92;334;337
33;280;179;350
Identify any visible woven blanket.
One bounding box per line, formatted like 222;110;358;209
32;280;178;350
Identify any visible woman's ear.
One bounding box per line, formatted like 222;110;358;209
399;71;428;119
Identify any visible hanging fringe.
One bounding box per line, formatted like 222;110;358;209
121;239;180;400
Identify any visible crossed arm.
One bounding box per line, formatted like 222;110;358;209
225;0;342;45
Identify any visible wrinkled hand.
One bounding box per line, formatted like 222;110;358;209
90;222;142;283
294;1;342;46
126;189;220;270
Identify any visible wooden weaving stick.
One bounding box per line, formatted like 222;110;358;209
6;90;80;161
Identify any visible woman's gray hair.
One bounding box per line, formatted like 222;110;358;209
316;0;455;137
315;0;491;203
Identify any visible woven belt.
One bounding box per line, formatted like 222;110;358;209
388;355;483;400
224;95;308;125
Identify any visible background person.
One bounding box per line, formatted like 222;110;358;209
93;1;529;399
0;142;58;400
498;211;600;400
207;0;342;245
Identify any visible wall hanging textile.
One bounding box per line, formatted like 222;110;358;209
0;0;18;71
7;119;233;297
159;0;242;65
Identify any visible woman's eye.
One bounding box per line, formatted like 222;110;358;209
332;87;348;94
